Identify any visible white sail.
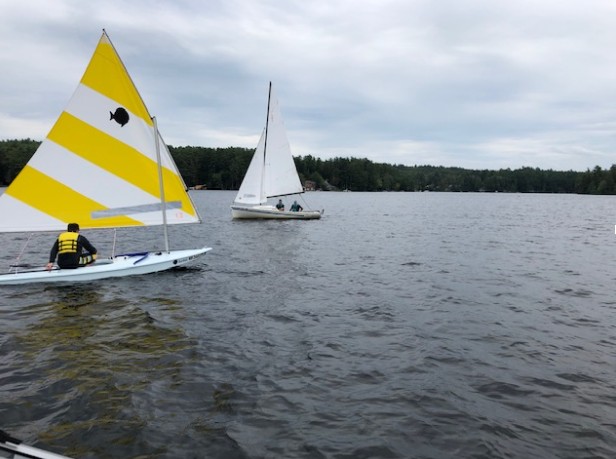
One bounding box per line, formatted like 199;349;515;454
0;32;201;233
261;86;304;198
232;83;304;207
233;130;267;205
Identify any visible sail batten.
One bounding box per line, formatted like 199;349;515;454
0;32;200;233
91;201;181;219
266;192;305;199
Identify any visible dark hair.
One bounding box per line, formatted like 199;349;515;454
67;223;80;232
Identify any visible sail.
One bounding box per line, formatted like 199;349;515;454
0;31;201;233
232;83;304;207
262;85;304;198
233;130;267;205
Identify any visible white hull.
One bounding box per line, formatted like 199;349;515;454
0;247;211;286
231;205;322;220
1;435;72;459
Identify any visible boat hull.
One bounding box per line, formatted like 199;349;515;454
0;247;212;286
231;205;322;220
1;439;73;459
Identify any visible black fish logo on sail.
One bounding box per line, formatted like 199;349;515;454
110;107;129;127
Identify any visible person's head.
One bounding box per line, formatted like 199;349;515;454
278;199;282;203
293;201;297;204
67;223;80;232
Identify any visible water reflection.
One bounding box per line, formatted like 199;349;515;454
8;288;201;457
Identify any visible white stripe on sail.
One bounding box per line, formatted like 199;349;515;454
0;194;66;232
29;142;163;220
66;85;176;170
26;142;198;225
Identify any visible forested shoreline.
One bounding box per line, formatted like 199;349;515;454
2;138;616;194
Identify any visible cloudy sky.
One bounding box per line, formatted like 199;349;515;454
1;0;616;171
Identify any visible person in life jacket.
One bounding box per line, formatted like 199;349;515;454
46;223;98;270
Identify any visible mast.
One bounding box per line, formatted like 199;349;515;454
153;116;170;253
260;81;272;204
105;28;178;243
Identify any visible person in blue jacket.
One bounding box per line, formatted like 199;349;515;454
290;200;303;212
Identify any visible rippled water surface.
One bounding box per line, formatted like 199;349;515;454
1;191;615;458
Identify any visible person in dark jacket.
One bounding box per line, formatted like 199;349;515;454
46;223;97;270
290;200;303;212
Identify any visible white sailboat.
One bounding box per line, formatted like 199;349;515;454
0;31;211;286
230;82;322;220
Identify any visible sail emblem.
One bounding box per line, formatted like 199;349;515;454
110;107;130;127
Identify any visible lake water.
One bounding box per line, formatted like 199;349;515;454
1;191;615;458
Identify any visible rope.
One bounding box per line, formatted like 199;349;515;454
11;233;34;270
298;194;314;211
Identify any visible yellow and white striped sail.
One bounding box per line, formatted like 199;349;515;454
0;31;201;232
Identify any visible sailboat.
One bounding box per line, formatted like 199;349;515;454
0;31;211;286
230;82;323;220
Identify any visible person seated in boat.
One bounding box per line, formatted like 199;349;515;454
276;199;285;211
289;200;303;212
46;223;97;270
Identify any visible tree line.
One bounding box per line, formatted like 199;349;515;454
1;138;616;194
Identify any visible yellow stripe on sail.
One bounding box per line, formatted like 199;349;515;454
80;34;152;126
48;112;197;217
6;166;142;228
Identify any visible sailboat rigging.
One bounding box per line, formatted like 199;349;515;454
0;30;211;285
230;82;322;220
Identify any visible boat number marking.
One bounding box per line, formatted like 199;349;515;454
177;255;197;263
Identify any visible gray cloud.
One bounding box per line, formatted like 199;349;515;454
1;0;616;171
